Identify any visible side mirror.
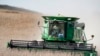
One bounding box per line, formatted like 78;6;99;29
38;21;40;26
86;35;94;41
91;35;94;39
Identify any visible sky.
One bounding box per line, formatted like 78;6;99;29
0;0;100;15
0;0;100;54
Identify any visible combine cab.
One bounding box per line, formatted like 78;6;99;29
8;16;97;56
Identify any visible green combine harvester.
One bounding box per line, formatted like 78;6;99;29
8;16;97;56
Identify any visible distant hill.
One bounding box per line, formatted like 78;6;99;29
0;5;41;14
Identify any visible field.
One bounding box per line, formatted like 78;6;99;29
0;9;44;56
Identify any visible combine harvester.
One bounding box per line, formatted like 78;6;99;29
8;16;97;56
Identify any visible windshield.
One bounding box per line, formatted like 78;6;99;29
49;21;65;38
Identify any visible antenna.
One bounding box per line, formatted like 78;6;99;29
58;14;61;16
